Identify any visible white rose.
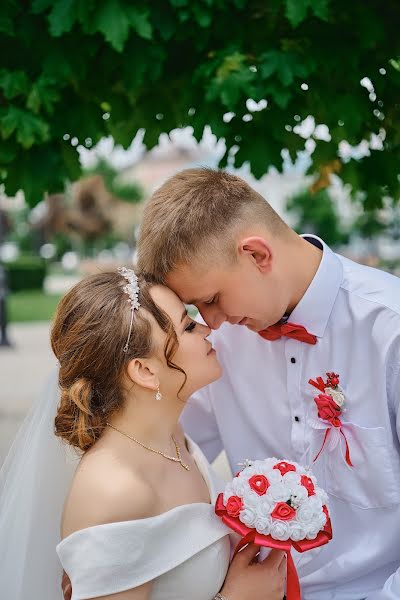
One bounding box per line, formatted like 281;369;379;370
297;502;315;524
265;458;281;470
265;469;282;484
289;521;307;542
240;506;258;528
270;520;291;541
255;515;272;535
232;478;248;497
308;495;323;513
283;471;301;486
252;460;267;471
269;482;291;503
257;497;274;517
305;518;324;539
244;490;263;508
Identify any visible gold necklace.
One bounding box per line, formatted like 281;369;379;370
106;422;190;471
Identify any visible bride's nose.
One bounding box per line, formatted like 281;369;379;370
201;323;212;337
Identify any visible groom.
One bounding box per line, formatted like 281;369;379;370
138;168;400;600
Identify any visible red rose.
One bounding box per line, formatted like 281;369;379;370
301;475;315;497
326;372;340;388
273;461;296;476
314;393;342;425
271;502;296;521
249;474;270;496
226;495;243;517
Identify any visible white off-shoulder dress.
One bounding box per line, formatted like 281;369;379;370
56;437;232;600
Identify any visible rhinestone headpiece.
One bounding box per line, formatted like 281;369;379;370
118;267;141;352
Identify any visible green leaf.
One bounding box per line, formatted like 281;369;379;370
93;0;130;51
259;52;279;79
48;0;77;36
311;0;330;21
0;140;16;164
126;6;153;40
260;51;309;87
0;70;29;99
0;107;49;148
26;76;60;114
285;0;309;27
207;52;256;108
192;4;212;28
234;135;283;177
3;144;67;204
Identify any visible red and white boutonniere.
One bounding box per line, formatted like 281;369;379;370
308;372;353;467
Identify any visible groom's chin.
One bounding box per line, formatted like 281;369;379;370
242;319;268;332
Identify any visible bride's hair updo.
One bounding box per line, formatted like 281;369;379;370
51;271;184;453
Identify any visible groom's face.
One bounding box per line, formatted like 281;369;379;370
166;257;287;332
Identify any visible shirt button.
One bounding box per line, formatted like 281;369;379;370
294;416;300;422
290;357;296;364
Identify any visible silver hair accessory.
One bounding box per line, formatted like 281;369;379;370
118;267;141;352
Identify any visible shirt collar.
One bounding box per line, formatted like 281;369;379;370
288;234;344;339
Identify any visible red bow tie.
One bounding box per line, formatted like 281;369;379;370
259;322;317;345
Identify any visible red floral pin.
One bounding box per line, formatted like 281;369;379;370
309;372;353;467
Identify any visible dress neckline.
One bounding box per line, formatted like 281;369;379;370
57;436;216;549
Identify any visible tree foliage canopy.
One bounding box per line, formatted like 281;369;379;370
1;0;400;207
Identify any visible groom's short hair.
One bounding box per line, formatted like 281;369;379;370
138;168;289;282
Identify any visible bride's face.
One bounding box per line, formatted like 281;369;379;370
149;285;222;398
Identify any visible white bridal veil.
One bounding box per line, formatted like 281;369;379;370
0;369;78;598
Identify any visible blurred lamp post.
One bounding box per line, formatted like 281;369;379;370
0;209;11;347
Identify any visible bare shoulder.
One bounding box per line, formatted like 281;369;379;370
61;447;156;539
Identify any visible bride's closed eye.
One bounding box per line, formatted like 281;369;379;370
185;321;197;332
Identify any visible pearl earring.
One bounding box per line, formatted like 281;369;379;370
155;385;162;401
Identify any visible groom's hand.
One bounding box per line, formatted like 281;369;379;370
61;570;72;600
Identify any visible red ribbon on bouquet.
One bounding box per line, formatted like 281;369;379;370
215;493;332;600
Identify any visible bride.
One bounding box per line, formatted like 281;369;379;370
0;268;285;600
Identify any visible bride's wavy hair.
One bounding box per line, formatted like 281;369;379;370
51;271;186;453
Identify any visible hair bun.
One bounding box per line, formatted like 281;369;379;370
55;377;104;452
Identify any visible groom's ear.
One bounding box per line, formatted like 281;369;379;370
126;358;159;391
238;236;272;273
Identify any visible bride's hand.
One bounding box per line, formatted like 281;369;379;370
219;545;286;600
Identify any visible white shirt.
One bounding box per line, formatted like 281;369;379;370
182;235;400;600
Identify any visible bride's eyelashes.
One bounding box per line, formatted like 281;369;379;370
185;320;197;333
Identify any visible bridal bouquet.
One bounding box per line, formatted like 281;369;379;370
215;458;332;600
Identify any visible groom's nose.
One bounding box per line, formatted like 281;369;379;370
198;305;226;330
